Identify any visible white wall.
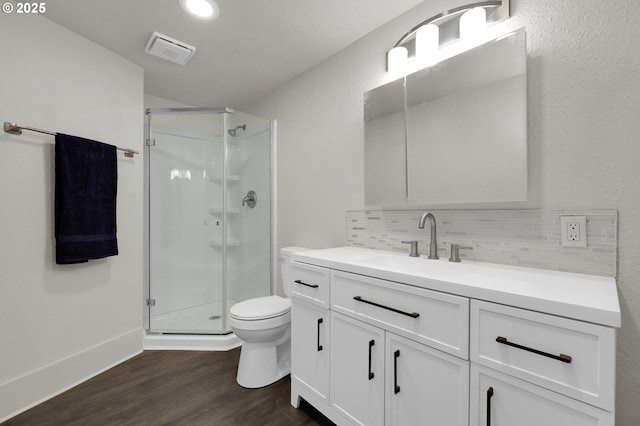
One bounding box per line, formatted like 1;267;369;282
145;93;193;109
0;14;144;421
246;1;640;424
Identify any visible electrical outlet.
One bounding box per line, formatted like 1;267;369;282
560;216;587;247
568;222;580;241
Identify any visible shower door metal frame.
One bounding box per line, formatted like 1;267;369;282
144;107;234;334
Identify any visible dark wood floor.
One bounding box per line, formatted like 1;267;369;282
4;349;335;426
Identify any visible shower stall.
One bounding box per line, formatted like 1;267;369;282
143;108;275;345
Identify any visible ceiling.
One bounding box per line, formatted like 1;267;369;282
43;0;423;109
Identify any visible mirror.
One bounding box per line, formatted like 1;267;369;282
364;77;406;205
364;28;527;206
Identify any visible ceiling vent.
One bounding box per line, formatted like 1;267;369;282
144;32;196;65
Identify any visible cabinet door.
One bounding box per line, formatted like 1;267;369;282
291;300;330;404
470;365;614;426
386;333;469;426
330;312;385;426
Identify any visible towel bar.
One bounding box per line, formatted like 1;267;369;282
4;121;139;157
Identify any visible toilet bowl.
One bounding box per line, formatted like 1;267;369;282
229;247;312;388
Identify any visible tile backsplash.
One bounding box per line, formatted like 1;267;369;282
346;209;617;277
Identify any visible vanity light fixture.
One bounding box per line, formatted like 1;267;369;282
387;0;509;76
178;0;220;20
416;24;439;58
387;46;409;79
459;7;487;40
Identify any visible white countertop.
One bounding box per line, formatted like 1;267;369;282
292;246;621;328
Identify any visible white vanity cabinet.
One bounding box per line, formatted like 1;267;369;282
385;332;469;426
470;300;616;411
290;262;330;308
470;365;614;426
330;270;469;358
330;312;385;426
329;311;469;426
470;300;616;426
291;264;470;426
330;269;470;426
290;301;330;405
289;247;620;426
290;262;333;413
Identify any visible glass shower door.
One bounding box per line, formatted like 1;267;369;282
148;110;227;334
225;112;273;309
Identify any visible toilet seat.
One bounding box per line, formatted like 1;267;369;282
229;295;291;321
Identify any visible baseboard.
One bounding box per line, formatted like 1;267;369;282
143;332;241;351
0;327;143;423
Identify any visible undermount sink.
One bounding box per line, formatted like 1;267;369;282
358;253;466;277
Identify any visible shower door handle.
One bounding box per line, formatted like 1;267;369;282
242;190;257;208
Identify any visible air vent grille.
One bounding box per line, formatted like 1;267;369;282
144;31;196;65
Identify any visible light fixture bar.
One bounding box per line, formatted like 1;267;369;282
389;0;509;65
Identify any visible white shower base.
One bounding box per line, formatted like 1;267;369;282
145;299;241;351
150;299;233;332
143;332;241;351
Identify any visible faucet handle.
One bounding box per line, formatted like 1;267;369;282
401;241;420;257
449;244;473;262
449;244;460;262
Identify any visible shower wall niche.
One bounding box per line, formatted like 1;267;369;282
145;108;273;335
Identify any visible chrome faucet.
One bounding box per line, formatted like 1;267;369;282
418;212;438;259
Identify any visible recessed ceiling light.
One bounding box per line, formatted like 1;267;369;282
178;0;219;20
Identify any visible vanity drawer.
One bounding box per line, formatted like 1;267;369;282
290;262;330;308
470;300;615;411
331;270;469;359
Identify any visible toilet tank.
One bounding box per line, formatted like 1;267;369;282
280;247;313;297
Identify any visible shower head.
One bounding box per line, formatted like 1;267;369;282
228;124;246;137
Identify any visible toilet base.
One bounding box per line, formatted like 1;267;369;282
236;336;291;388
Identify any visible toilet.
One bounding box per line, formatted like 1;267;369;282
229;246;311;388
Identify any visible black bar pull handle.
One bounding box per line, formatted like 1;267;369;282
393;350;401;394
317;318;323;351
487;387;494;426
353;296;419;318
368;340;375;380
496;336;572;363
295;279;319;288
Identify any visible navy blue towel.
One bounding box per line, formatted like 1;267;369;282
55;133;118;264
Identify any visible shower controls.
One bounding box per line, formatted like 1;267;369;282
242;190;257;208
